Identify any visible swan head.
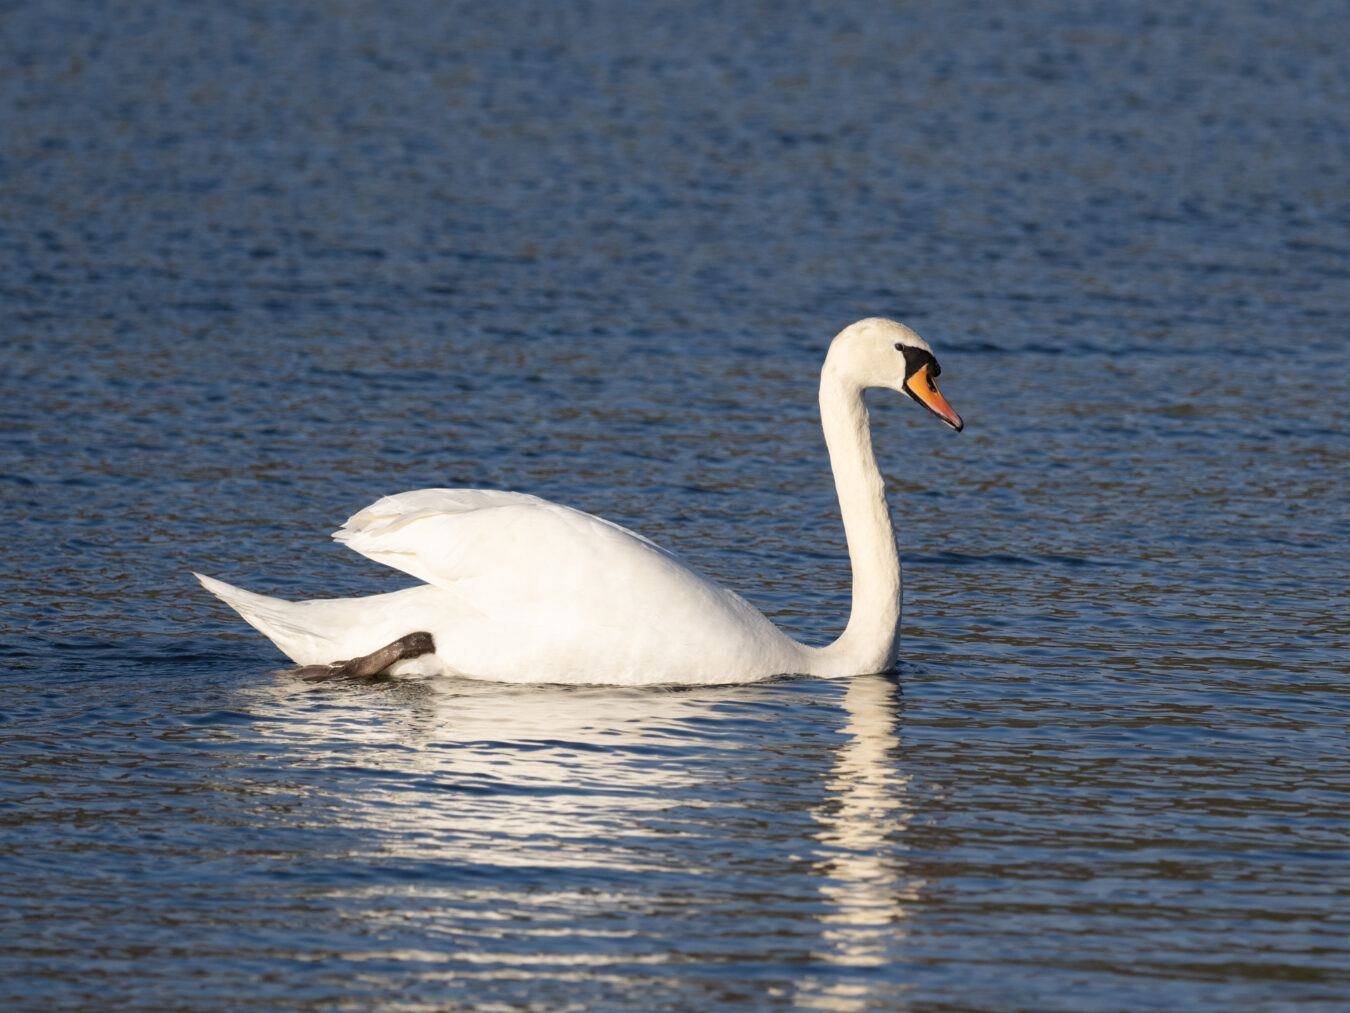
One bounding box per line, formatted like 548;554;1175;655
827;318;964;432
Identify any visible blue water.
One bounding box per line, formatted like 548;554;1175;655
3;1;1349;1009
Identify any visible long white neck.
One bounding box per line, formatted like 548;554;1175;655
804;364;901;677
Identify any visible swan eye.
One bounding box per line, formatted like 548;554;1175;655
894;343;903;351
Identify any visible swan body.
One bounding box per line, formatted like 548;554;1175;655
197;318;963;686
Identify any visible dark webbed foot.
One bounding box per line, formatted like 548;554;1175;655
294;632;436;683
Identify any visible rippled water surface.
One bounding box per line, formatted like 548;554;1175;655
3;1;1348;1010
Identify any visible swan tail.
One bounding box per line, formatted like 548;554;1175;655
193;572;339;665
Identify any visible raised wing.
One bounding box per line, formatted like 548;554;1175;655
333;487;795;681
334;488;713;619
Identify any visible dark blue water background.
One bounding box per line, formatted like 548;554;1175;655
3;1;1348;1010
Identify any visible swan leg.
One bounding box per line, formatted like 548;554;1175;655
294;632;436;683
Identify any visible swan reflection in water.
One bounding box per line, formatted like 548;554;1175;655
232;673;918;996
799;674;922;1011
238;678;716;875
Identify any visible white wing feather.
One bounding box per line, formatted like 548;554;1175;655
330;488;796;681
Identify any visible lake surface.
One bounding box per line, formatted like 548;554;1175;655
2;1;1348;1010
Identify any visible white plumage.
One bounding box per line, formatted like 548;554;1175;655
197;318;963;686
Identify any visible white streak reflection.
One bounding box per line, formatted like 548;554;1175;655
801;675;921;1010
237;678;739;875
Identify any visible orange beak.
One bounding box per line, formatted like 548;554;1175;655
904;364;963;431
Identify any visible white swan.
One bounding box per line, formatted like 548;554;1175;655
196;318;963;686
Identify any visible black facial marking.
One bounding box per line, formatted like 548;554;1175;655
897;344;941;380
